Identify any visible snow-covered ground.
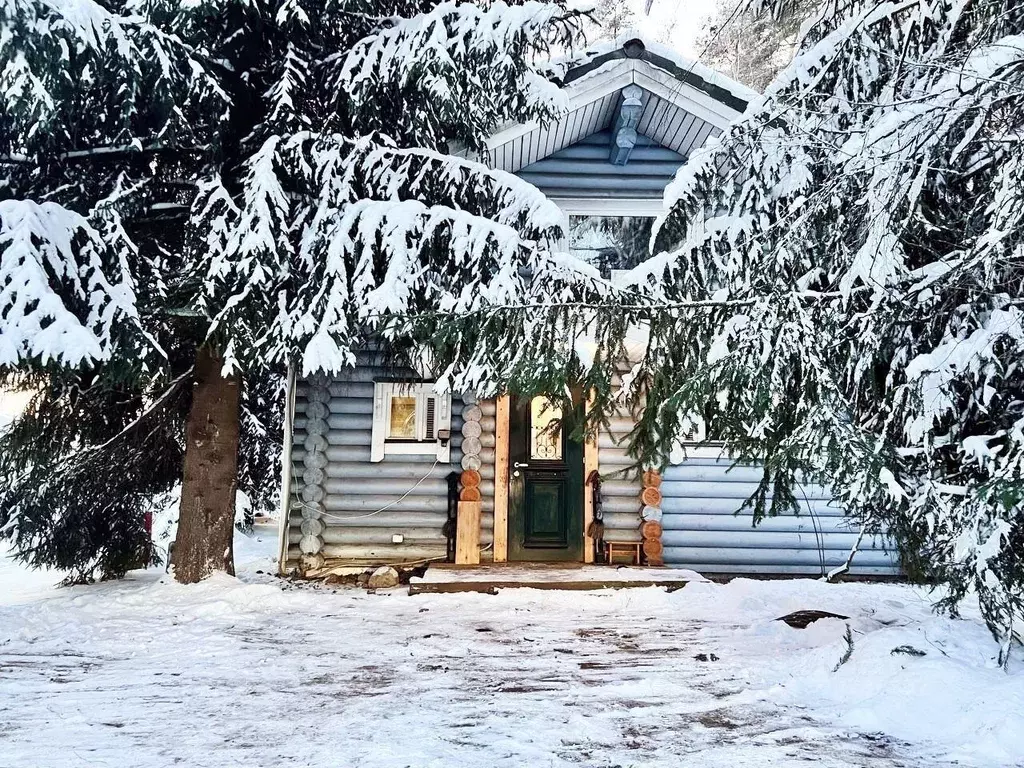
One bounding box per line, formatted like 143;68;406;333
1;527;1021;768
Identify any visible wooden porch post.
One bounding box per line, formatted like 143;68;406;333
492;395;511;562
583;392;599;563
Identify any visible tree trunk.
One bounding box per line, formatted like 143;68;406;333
173;346;241;584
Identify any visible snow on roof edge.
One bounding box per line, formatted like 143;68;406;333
555;31;760;110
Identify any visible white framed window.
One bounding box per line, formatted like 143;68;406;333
371;382;452;463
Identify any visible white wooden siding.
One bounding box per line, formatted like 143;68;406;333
517;130;685;199
489;88;715;174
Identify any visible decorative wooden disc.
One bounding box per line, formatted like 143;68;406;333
299;501;324;520
304;451;328;470
304;417;328;436
641;469;662;488
301;484;326;504
303;433;328;454
460;469;482;488
299;553;325;572
461;436;482;457
461;404;483;422
647;557;665;567
640;521;663;539
305;387;331;404
302;467;326;486
299;534;323;555
640;486;663;507
642;538;664;558
462;392;479;406
461;454;482;472
459;486;482;502
461;420;482;439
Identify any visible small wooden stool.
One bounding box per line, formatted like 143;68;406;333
605;541;642;565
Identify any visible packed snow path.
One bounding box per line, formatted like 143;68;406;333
1;538;1021;767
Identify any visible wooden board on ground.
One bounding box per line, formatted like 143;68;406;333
455;501;481;565
408;564;694;595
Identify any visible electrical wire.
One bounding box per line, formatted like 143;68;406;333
798;482;828;578
297;455;443;522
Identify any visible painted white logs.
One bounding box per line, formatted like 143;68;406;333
298;373;330;573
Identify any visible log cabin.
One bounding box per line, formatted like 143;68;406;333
277;38;900;580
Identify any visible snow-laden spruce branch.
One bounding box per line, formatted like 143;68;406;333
0;199;143;366
1;0;227;149
616;0;1024;654
334;1;580;148
2;0;591;581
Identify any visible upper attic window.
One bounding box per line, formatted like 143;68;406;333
568;216;654;278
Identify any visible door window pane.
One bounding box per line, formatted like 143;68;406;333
530;397;563;460
388;396;417;439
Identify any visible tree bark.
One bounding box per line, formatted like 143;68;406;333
173;346;241;584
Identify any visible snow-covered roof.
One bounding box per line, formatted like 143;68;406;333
482;36;758;176
557;34;758;114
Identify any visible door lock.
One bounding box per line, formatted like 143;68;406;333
513;462;530;468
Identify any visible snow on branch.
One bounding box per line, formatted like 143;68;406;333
190;130;598;375
334;1;578;145
642;0;1024;646
0;200;141;366
1;0;227;149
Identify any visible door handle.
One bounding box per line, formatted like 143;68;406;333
513;462;530;469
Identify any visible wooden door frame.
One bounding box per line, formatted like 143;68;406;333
491;393;598;563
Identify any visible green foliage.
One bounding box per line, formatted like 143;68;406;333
1;0;587;579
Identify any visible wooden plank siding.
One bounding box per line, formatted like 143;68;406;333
516;131;686;199
488;87;711;177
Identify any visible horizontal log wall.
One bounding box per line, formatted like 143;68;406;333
283;355;495;573
660;454;900;576
597;409;644;544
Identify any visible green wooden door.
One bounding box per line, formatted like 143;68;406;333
508;396;584;562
